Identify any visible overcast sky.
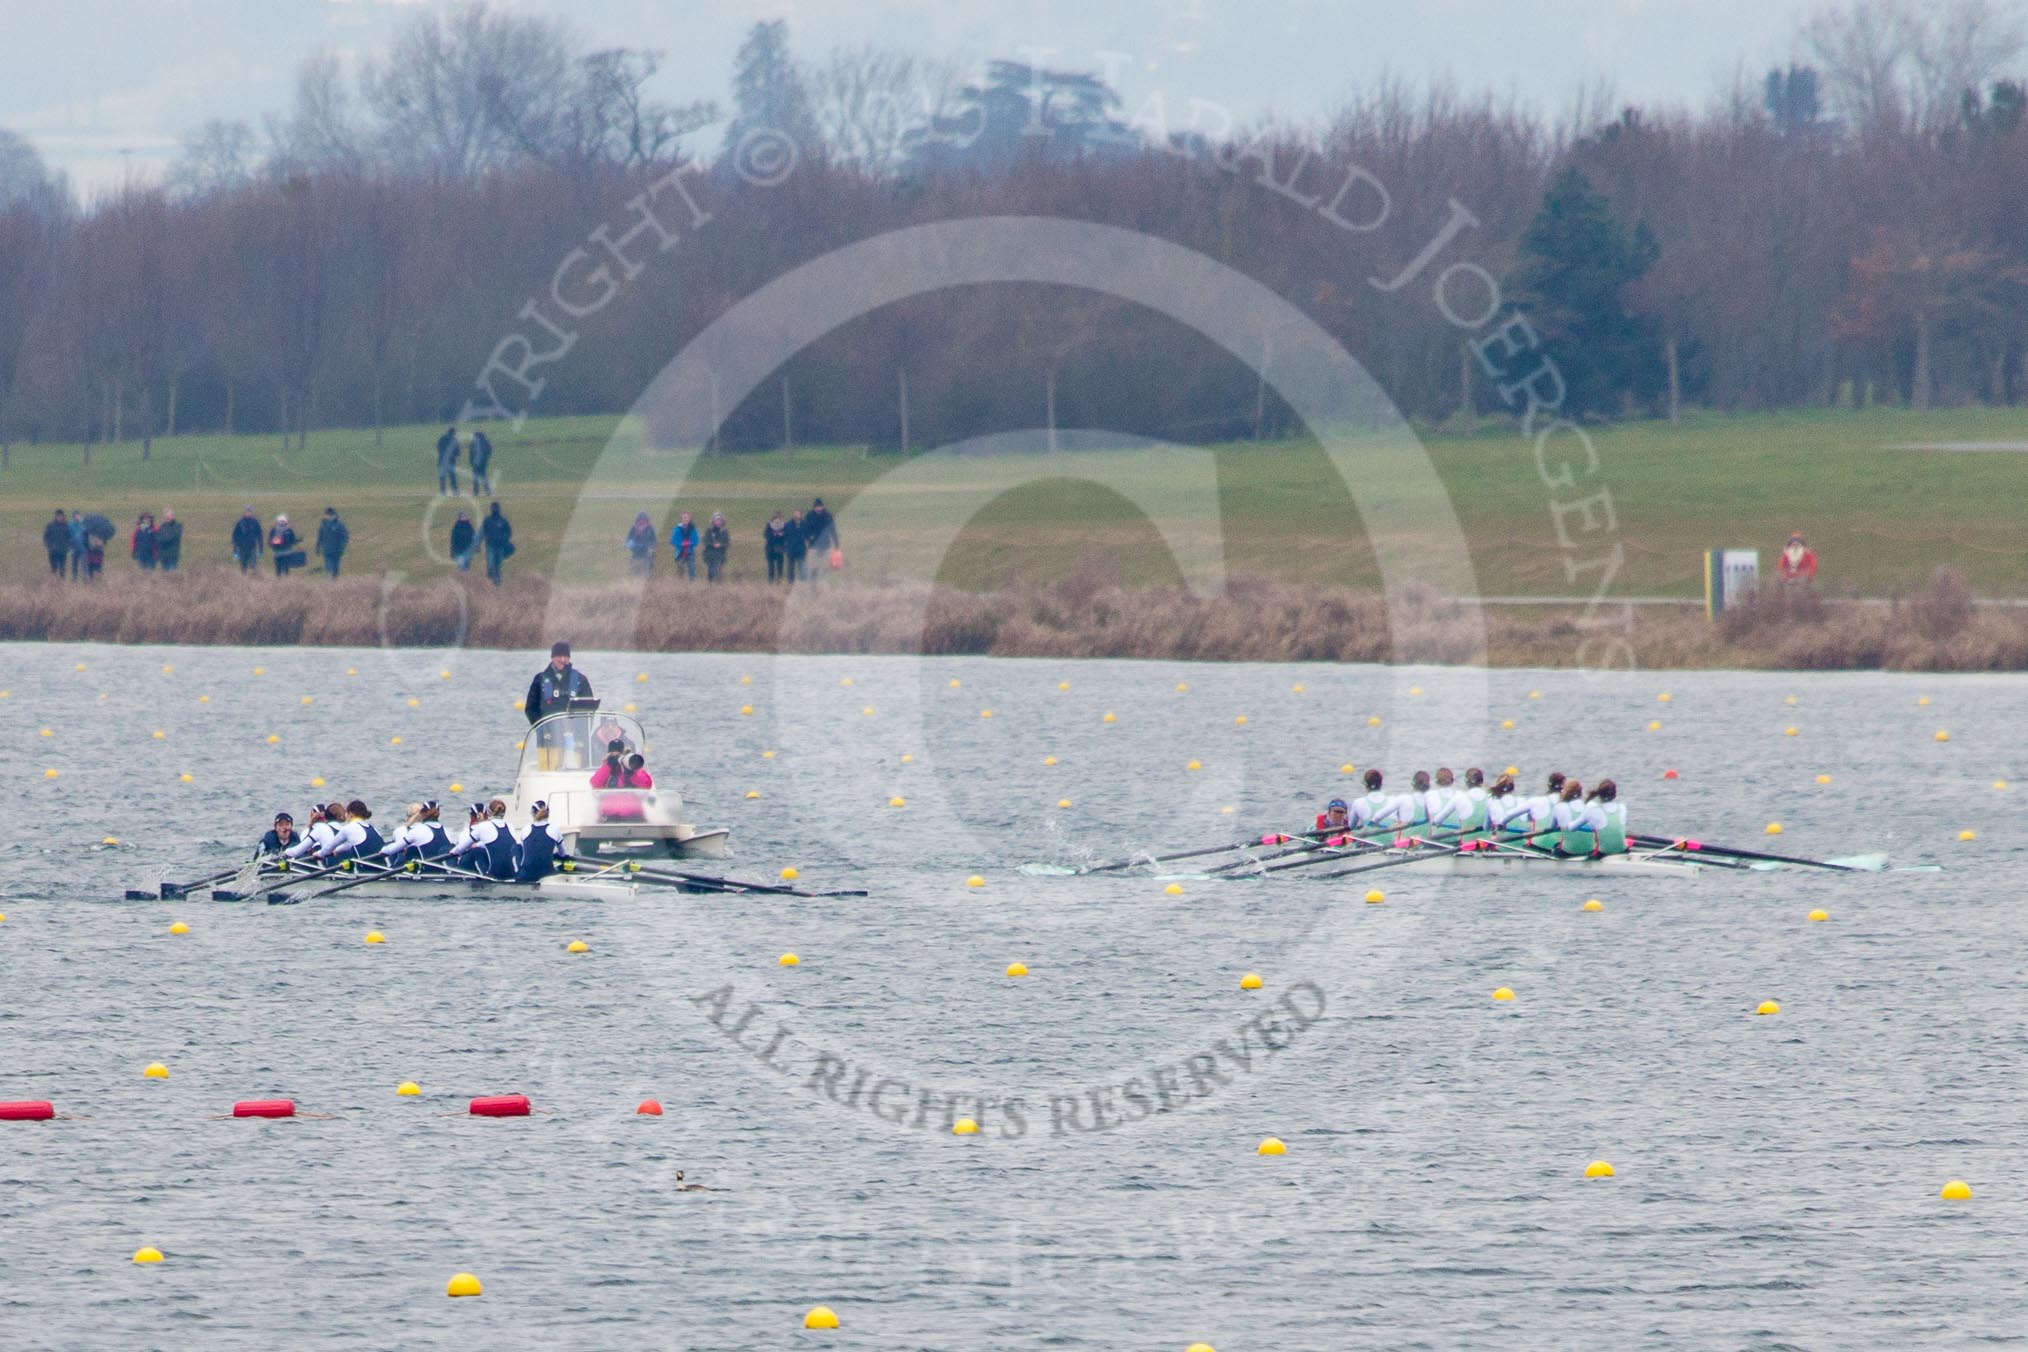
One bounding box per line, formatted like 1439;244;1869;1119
7;0;1823;196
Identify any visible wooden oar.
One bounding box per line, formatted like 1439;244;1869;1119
1631;833;1866;872
1078;830;1327;875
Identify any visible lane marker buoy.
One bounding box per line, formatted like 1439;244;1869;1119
447;1272;482;1297
469;1095;530;1117
804;1306;839;1329
1585;1160;1615;1178
1257;1136;1286;1155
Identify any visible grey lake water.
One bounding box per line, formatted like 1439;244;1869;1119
0;641;2021;1350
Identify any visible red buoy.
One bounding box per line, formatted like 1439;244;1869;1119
1662;769;1679;780
0;1100;55;1121
636;1099;663;1116
232;1099;296;1119
469;1094;531;1117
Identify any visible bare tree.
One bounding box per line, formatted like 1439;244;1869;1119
1907;0;2028;130
809;46;965;173
360;2;572;179
268;52;366;174
1801;0;1917;133
166;119;257;199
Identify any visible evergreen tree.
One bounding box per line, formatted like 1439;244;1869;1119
1514;167;1664;420
721;20;819;171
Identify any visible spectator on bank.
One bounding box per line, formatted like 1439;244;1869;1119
269;514;303;577
703;512;729;582
435;425;460;496
481;501;514;585
80;513;112;579
671;510;699;580
469;427;494;495
317;506;350;578
155;509;183;571
763;510;787;582
131;512;158;570
1777;532;1817;587
784;507;808;583
625;511;656;577
803;497;838;576
67;510;87;579
231;506;263;572
43;510;68;577
450;509;476;572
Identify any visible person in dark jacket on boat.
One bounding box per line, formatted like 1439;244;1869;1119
42;510;69;577
316;507;349;578
231;507;263;572
526;641;594;724
256;812;297;858
449;509;475;571
154;510;183;571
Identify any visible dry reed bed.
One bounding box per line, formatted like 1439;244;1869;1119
0;570;2020;670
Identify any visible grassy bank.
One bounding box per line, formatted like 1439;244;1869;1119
1;569;2020;671
3;406;2027;601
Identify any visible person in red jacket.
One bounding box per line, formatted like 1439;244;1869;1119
1777;532;1817;586
1314;798;1350;832
591;739;653;789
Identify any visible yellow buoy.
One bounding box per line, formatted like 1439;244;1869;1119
1995;781;2008;790
511;699;524;710
406;698;420;709
1765;822;1784;835
1364;889;1384;904
346;667;358;677
1941;1179;1973;1200
251;666;264;676
389;736;403;746
1175;682;1189;693
740;674;752;684
143;1062;169;1080
740;704;754;716
1501;719;1516;730
449;782;463;793
637;672;649;683
1756;999;1781;1016
1233;715;1247;725
199;695;210;703
779;952;799;967
978;709;991;719
1492;987;1514;1001
862;707;875;717
396;1081;420;1096
1186;759;1202;771
803;1306;839;1330
152;730;167;740
1504;765;1519;776
299;696;313;706
623;703;637;714
1918;695;1931;705
781;867;800;881
888;796;906;808
133;1246;164;1264
1959;829;1977;841
1164;883;1184;896
1409;686;1422;696
1043;756;1058;766
1816;774;1831;785
179;773;193;783
1056;798;1072;809
1240;972;1263;990
1528;690;1541;699
1187;1344;1218;1352
1257;1136;1286;1156
1784;726;1798;737
1291;683;1305;694
310;777;326;788
1340;763;1354;774
1220;805;1235;814
1786;695;1798;704
763;749;777;759
169;921;189;936
746;790;762;800
840;676;854;686
265;734;280;744
1657;692;1671;702
1103;712;1117;723
103;835;119;846
1057;681;1069;691
1367;715;1381;726
1647;720;1661;732
446;1272;483;1298
952;1117;979;1135
1582;898;1603;912
161;665;173;675
966;875;985;888
567;939;588;954
1935;730;1950;742
1005;962;1027;977
1584;1160;1615;1178
1807;908;1829;922
365;931;386;945
948;678;960;688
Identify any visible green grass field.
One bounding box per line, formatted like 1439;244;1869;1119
3;406;2022;596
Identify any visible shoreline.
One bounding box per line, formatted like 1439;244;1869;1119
0;573;2021;672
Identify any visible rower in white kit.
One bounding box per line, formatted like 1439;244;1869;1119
1348;769;1400;832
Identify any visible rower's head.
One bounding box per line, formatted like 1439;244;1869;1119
1435;767;1455;787
1595;779;1617;803
549;641;572;670
467;803;486;825
1561;780;1583;802
1412;770;1431;792
531;799;550;820
421;801;440;821
1363;769;1383;791
404;802;425;824
324;801;347;821
1465;767;1484;787
487;798;508;819
346;800;372;821
1546;771;1566;794
1325;798;1349;824
1492;775;1516;796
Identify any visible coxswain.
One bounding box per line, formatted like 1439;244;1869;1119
1589;780;1628;854
256;812;297;859
513;800;567;881
1551;780;1602;857
1314;798;1351;833
285;804;335;860
1348;769;1399;832
526;641;593;725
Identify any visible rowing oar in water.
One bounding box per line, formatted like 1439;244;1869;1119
622;863;869;899
1254;826;1484;876
214;858;362;901
1307;827;1561;879
125;863;254;902
1214;829;1399;875
1631;834;1873;872
1077;830;1331;876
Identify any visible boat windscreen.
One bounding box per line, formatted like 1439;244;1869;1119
521;712;648;775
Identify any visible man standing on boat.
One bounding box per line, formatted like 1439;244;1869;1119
527;641;595;771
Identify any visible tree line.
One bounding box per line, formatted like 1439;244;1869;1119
0;0;2024;462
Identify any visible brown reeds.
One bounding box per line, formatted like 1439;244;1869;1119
1;571;2025;670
